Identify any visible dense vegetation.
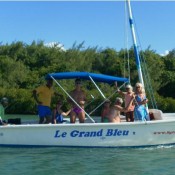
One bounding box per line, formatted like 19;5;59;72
0;41;175;114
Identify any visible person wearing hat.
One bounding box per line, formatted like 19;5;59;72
117;84;135;122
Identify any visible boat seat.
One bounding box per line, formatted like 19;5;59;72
149;109;163;120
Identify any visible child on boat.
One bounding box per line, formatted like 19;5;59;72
53;100;71;124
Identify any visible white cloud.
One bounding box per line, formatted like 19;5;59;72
160;50;169;57
44;42;66;51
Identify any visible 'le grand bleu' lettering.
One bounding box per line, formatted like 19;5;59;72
54;129;129;138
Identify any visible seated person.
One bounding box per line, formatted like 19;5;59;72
53;100;71;124
33;79;54;124
108;97;134;123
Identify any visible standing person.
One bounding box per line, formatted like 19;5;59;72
101;100;111;123
53;100;71;124
33;79;54;124
68;78;86;123
134;82;149;121
117;84;135;122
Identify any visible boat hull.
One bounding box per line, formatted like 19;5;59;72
1;120;175;148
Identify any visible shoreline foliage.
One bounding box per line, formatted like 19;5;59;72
0;41;175;114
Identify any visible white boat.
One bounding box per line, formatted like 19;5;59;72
0;118;175;148
0;0;175;148
1;71;175;148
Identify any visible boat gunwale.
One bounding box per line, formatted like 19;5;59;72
1;119;175;128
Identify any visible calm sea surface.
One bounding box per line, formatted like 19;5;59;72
1;115;175;175
0;146;175;175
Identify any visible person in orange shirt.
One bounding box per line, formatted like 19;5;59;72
33;79;54;124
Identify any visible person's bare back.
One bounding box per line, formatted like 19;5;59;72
107;97;125;123
108;106;121;123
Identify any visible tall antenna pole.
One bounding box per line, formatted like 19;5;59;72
126;0;144;86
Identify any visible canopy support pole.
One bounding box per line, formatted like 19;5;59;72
89;82;127;115
89;76;106;99
51;76;95;123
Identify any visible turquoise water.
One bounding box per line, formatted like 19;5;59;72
0;146;175;175
1;115;175;175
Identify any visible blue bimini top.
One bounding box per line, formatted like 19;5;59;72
45;72;129;84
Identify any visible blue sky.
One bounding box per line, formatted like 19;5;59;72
0;1;175;55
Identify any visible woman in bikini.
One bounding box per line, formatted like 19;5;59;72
68;78;87;123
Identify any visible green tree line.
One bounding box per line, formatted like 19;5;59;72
0;41;175;114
